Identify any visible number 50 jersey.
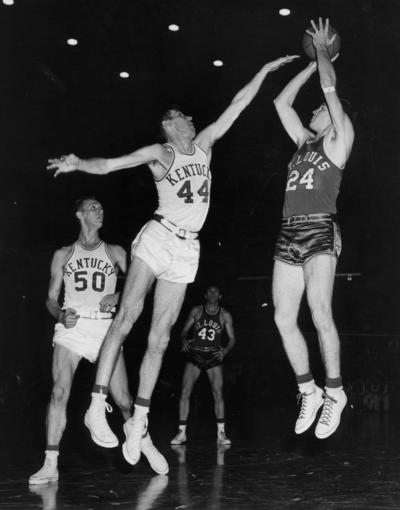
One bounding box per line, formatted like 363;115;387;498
153;142;211;232
192;306;223;349
62;241;117;315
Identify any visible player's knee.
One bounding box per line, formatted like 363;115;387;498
310;304;333;332
114;305;142;336
51;384;69;406
148;333;170;356
274;308;296;333
212;388;223;402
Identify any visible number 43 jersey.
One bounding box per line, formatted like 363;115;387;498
283;137;343;217
153;142;211;232
62;241;117;315
192;306;223;349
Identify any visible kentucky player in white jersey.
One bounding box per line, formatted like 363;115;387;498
29;197;168;485
47;54;297;470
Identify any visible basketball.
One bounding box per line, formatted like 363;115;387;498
302;26;340;60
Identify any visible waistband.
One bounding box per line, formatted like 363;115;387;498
281;213;336;225
78;311;115;320
152;214;198;240
190;345;220;352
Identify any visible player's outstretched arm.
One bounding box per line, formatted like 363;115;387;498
47;144;167;178
274;61;317;147
196;55;299;151
308;18;354;162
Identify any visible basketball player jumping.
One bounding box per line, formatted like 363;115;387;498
272;18;354;438
47;54;297;471
29;198;168;485
170;285;236;446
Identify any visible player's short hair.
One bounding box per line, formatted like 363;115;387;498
73;196;98;214
158;104;183;140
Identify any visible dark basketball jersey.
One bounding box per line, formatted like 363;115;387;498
283;137;343;217
192;306;223;348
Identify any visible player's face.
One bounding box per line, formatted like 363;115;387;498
205;286;221;304
309;104;331;131
80;199;104;228
167;110;196;137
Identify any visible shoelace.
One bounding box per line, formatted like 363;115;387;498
318;393;338;425
297;392;313;419
105;402;113;413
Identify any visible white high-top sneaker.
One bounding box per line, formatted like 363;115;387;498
295;385;324;434
29;455;59;485
84;393;118;448
170;429;187;445
122;415;147;465
216;430;231;445
141;431;169;475
315;389;347;439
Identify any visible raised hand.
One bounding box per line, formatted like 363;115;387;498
306;18;336;51
265;54;300;72
47;153;80;177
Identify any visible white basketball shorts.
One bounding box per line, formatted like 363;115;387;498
53;318;112;363
131;220;200;284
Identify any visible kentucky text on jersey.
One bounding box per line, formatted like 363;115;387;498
64;257;115;277
165;163;211;186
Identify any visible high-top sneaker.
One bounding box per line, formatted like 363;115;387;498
295;385;324;434
84;393;118;448
315;389;347;439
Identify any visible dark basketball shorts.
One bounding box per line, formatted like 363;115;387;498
186;346;222;370
273;213;341;266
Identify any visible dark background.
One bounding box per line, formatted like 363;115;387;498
0;0;399;433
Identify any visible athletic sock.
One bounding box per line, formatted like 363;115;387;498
217;419;225;433
297;375;316;395
178;421;187;433
92;384;109;396
133;397;150;418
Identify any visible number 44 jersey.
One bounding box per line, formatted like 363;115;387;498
62;241;117;315
153;142;211;232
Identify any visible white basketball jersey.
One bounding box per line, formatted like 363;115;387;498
62;242;117;314
153;142;211;232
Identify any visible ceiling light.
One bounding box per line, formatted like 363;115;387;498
3;0;14;5
213;60;223;67
120;72;130;79
67;38;78;46
168;24;179;32
279;8;291;16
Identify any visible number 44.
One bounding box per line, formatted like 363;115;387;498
177;179;209;203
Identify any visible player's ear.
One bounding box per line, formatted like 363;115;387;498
75;210;83;221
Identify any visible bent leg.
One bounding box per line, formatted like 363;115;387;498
109;350;133;421
137;279;187;400
94;256;155;388
47;345;80;447
272;260;309;376
206;365;225;420
179;362;201;422
304;254;340;379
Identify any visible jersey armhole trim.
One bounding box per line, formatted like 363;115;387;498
153;143;176;182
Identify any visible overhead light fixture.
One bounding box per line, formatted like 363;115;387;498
168;24;179;32
279;8;291;16
3;0;15;5
213;60;223;67
67;38;78;46
120;71;130;79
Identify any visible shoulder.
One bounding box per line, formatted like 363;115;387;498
52;244;74;267
191;305;203;317
220;308;233;322
105;243;127;267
